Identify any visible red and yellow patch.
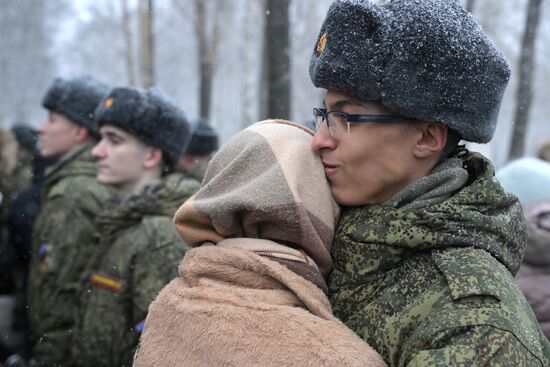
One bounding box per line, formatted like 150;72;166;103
89;271;124;293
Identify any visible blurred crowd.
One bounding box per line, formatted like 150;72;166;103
0;76;219;367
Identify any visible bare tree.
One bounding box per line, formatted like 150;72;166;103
138;0;155;88
121;0;136;85
508;0;543;160
240;0;264;129
194;0;221;120
262;0;291;120
0;0;60;124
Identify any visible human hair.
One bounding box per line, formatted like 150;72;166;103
440;128;463;161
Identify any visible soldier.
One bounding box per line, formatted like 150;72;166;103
309;0;550;366
177;117;219;183
10;124;38;196
26;76;113;367
72;86;199;367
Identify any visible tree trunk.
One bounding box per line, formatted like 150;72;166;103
138;0;155;88
194;0;220;120
240;0;261;129
464;0;476;13
262;0;291;120
121;0;136;85
508;0;543;160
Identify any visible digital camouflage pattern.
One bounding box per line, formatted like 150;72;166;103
328;152;550;366
73;172;199;367
27;144;114;367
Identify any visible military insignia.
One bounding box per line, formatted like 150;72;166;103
89;271;124;293
103;97;114;108
316;31;327;55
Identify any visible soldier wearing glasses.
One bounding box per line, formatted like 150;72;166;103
309;0;550;366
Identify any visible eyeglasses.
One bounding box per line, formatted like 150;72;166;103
313;108;409;139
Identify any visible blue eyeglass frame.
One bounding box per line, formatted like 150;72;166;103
313;108;409;124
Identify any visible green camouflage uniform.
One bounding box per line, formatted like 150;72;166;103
328;152;550;366
27;144;114;367
73;172;199;367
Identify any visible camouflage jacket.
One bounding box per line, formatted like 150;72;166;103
328;153;550;366
73;173;199;367
27;144;114;367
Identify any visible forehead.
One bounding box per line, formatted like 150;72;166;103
49;110;77;126
324;90;395;115
100;125;132;138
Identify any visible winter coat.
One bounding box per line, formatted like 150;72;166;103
328;152;550;366
135;120;385;367
73;173;199;367
516;200;550;339
27;144;114;367
134;243;386;367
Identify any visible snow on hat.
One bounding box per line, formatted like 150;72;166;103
496;157;550;206
94;86;192;167
310;0;511;143
186;117;219;156
42;75;109;137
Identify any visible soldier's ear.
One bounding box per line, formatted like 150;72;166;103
74;125;91;144
412;122;447;159
143;147;163;169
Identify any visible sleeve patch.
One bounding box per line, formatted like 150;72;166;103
89;271;125;293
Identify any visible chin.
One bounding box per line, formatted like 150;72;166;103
331;187;372;207
96;174;115;185
331;188;355;207
40;147;53;158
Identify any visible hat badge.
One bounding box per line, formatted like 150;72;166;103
103;97;114;108
316;32;327;55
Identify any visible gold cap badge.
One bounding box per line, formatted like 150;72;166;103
104;97;113;108
316;32;327;55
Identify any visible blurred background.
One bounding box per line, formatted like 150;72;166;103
0;0;548;168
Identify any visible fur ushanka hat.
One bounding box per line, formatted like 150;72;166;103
186;117;219;156
94;86;191;167
310;0;511;143
42;75;109;137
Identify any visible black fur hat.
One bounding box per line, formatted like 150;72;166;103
310;0;511;143
186;117;219;156
42;76;109;137
94;86;192;167
11;123;38;153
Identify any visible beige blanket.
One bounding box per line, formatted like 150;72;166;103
134;244;386;367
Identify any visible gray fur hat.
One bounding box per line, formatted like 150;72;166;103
42;76;109;137
94;86;192;167
310;0;511;143
186;117;219;156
